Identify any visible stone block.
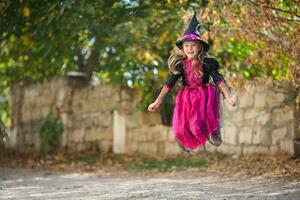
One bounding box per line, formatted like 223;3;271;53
243;82;256;93
253;126;271;145
230;110;244;124
61;130;68;147
266;90;285;107
84;128;102;142
279;140;294;155
61;113;68;126
239;127;253;144
244;109;257;120
151;125;168;142
239;93;254;108
167;128;175;142
128;129;140;141
24;133;33;145
269;145;279;153
100;127;113;140
135;130;149;142
242;145;269;155
286;123;295;138
137;142;158;155
98;86;117;99
216;143;242;155
223;122;238;145
28;109;40;121
99;114;113;127
142;112;162;126
57;88;67;108
100;84;118;98
255;146;269;153
120;89;131;101
126;141;139;153
68;128;84;143
98;140;112;153
113;109;126;154
164;142;181;155
272;127;287;145
21;107;31;122
40;107;50;119
256;112;271;126
34;132;41;150
126;112;143;128
153;131;168;142
156;142;165;154
273;107;294;126
254;92;267;108
242;145;256;155
76;143;88;152
117;101;135;115
23;88;35;101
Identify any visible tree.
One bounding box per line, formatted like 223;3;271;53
201;0;300;96
1;0;299;121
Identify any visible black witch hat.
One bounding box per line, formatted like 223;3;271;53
175;12;210;52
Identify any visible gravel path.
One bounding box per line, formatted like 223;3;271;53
0;167;299;200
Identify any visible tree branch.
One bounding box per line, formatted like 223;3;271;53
247;0;300;18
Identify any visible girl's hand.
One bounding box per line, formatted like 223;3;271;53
148;100;161;112
226;96;236;107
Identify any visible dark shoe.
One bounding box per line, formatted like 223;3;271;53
176;140;192;153
208;130;222;147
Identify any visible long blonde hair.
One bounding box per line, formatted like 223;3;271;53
168;42;207;76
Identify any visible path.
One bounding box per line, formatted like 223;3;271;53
0;167;299;200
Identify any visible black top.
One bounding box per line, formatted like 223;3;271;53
165;57;224;89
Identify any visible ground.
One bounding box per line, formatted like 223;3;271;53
1;148;300;199
1;167;300;200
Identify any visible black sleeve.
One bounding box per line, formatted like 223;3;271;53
164;62;183;89
210;70;225;85
164;72;181;89
205;58;225;85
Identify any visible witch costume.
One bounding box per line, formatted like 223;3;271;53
163;13;226;151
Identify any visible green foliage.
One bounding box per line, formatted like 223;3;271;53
38;111;64;154
1;0;298;114
0;88;11;128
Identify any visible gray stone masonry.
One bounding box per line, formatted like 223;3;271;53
8;77;299;156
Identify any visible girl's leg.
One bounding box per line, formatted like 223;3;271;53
207;129;222;146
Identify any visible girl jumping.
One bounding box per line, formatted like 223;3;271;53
148;12;236;152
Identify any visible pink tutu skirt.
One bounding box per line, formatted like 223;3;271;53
172;84;222;151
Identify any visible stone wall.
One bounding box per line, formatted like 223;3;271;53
7;77;299;156
207;80;297;155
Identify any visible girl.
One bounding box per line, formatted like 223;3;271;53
148;13;236;152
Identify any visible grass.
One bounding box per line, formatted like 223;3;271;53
0;146;227;172
129;152;227;171
135;157;207;171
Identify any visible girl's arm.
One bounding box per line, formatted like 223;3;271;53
148;85;170;112
148;72;181;112
206;58;236;107
217;81;236;106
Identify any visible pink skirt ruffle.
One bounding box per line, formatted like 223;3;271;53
172;84;222;151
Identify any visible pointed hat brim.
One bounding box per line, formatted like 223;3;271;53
176;36;210;52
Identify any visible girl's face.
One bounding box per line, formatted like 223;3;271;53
182;41;202;59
